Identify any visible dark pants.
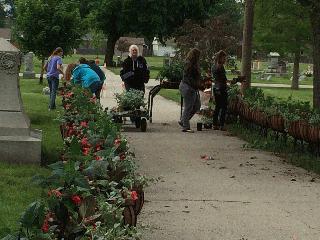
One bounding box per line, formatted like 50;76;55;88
179;82;201;130
213;89;228;127
89;81;103;100
47;76;59;109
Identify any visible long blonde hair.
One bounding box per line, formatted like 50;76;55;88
65;63;77;81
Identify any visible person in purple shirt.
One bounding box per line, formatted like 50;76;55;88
44;47;64;110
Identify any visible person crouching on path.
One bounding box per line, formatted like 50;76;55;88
79;57;106;83
44;47;64;110
179;48;202;133
65;63;103;100
211;50;229;131
120;45;150;93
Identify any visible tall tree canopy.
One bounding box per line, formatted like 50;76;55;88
254;0;311;89
89;0;216;66
14;0;84;82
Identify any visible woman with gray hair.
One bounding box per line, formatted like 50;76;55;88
120;44;150;93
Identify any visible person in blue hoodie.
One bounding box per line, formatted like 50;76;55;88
65;63;103;99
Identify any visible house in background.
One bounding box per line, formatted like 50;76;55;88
0;28;11;41
114;37;146;57
152;37;176;57
75;33;107;55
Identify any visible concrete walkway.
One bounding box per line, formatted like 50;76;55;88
102;70;320;240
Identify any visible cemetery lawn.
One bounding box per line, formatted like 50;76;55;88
0;163;49;238
0;78;62;237
20;79;64;164
159;87;313;105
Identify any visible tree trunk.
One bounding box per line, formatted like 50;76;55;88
39;58;45;84
311;6;320;109
104;35;119;67
291;49;300;90
241;0;255;90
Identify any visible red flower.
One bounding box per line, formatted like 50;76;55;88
131;191;138;201
48;189;62;198
80;121;88;128
41;221;49;233
95;155;102;161
81;137;88;146
82;147;90;156
71;195;81;205
119;153;126;160
114;138;121;147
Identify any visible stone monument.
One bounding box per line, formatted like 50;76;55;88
23;51;36;79
0;38;41;163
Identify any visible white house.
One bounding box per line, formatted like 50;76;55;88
152;37;176;57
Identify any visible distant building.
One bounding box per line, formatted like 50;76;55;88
152;37;176;57
114;37;146;57
75;33;107;55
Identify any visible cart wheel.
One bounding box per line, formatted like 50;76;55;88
135;117;141;128
140;118;147;132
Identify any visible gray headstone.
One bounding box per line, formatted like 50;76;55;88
23;51;36;79
0;38;41;163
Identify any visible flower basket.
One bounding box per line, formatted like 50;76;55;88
299;121;310;142
308;125;320;143
132;185;145;215
269;115;285;132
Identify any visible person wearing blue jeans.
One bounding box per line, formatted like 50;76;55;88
44;47;64;110
47;76;59;109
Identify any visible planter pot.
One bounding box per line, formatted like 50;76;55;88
197;122;203;131
299;121;310;142
132;187;145;215
123;205;137;226
309;125;320;143
204;123;212;129
270;115;285;132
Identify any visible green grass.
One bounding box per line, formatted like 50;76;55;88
159;89;181;103
0;163;49;238
0;79;63;237
262;87;312;104
20;79;64;164
159;87;313;104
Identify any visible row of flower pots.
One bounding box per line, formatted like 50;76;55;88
229;98;320;144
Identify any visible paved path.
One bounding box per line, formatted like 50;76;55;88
102;70;320;240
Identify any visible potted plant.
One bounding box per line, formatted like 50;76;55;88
157;60;184;88
115;89;146;111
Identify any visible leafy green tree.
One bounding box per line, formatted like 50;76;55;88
14;0;83;83
297;0;320;108
254;0;311;90
89;0;215;66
